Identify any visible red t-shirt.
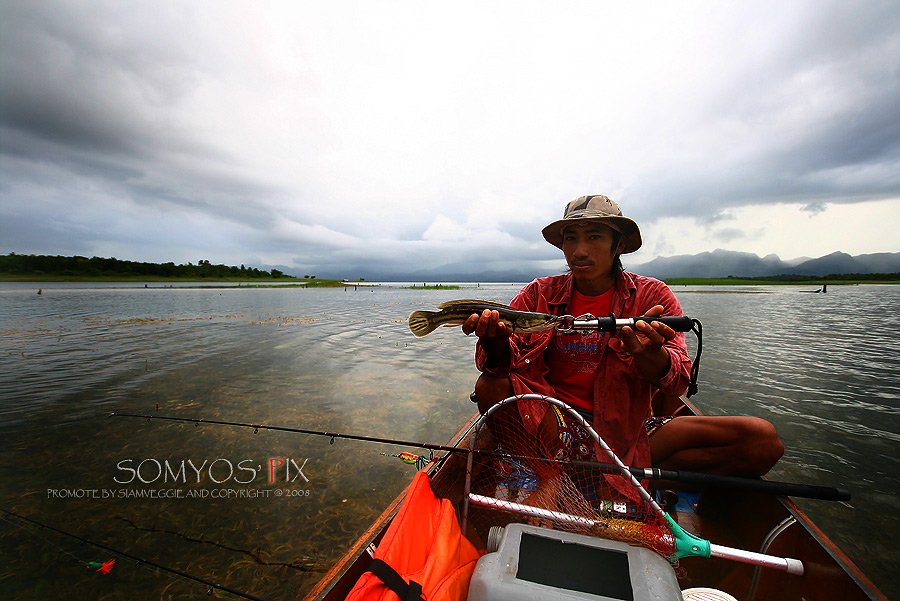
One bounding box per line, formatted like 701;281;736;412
544;287;613;412
475;271;692;467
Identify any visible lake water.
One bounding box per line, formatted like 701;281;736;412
1;281;897;600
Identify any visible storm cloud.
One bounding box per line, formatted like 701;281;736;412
2;1;898;277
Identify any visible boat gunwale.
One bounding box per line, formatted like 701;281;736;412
302;414;480;601
675;396;886;601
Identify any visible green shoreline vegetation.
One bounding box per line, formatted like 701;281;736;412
1;253;291;280
0;253;359;287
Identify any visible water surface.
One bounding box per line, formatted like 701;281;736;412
1;282;897;599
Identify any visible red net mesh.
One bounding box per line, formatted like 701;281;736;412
464;396;679;565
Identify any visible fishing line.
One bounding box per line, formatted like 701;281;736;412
114;515;326;573
110;412;849;501
687;318;702;397
0;510;92;568
1;508;269;601
109;412;465;454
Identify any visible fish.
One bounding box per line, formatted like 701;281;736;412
408;300;563;337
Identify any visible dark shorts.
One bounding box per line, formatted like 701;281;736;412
644;415;676;437
557;406;677;438
470;392;676;439
571;409;676;439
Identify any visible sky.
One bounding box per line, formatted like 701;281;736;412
2;0;899;278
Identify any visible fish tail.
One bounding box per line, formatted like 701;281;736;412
408;310;439;337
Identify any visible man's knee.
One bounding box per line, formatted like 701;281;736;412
754;418;784;466
738;417;784;475
472;374;513;414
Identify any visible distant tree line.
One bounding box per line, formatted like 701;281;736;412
728;273;900;282
0;253;288;279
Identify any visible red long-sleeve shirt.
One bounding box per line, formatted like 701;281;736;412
475;270;692;467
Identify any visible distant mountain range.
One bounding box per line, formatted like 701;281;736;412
303;250;900;282
631;250;900;279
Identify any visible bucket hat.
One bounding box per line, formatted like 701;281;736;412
541;195;642;254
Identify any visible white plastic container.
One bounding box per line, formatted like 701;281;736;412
467;523;683;601
681;588;739;601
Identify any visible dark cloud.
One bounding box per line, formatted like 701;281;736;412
0;1;283;238
1;3;202;154
801;202;827;216
630;0;900;220
1;1;898;275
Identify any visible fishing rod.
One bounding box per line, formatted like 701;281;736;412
110;412;463;455
463;396;806;575
558;314;696;334
411;301;704;396
110;412;849;502
0;508;268;601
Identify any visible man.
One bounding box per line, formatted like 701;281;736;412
463;195;783;477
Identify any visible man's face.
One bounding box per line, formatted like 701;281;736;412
561;222;623;290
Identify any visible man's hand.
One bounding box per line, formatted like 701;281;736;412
461;309;510;340
462;309;511;367
609;304;674;384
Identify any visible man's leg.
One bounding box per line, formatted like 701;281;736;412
649;415;784;477
472;373;514;415
472;376;568;517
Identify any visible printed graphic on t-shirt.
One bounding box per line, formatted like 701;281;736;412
543;286;614;412
554;336;601;354
545;330;605;411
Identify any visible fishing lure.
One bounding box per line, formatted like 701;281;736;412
382;451;429;469
87;559;116;574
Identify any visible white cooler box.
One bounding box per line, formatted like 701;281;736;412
467;523;683;601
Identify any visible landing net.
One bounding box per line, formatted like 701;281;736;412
462;395;679;565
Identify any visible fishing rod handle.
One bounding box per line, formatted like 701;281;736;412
634;467;851;501
709;543;805;575
568;315;694;333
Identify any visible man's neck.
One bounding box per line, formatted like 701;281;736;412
573;271;617;296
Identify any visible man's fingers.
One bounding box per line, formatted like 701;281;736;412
643;304;665;317
473;309;490;337
613;327;636;353
620;323;665;354
473;309;507;339
649;320;676;341
635;319;665;343
461;313;480;335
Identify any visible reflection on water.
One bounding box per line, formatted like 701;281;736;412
1;283;898;599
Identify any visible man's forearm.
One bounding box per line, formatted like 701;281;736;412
480;338;511;371
633;345;672;387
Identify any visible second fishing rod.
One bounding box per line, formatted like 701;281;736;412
110;410;849;502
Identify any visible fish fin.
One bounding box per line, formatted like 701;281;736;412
408;311;439;337
436;299;510;310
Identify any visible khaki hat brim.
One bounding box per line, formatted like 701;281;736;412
542;215;642;253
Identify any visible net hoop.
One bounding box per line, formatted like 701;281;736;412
461;394;675;563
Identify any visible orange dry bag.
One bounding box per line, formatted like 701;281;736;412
345;471;483;601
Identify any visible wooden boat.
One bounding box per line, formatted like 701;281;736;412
303;394;886;601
